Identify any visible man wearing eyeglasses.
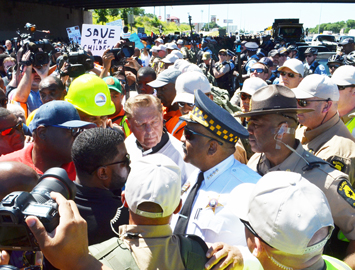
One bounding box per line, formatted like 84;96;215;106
293;74;355;186
304;47;327;76
172;90;261;269
72;128;130;246
0;101;95;181
277;59;304;89
331;66;355;136
0;108;25;156
235;85;355;267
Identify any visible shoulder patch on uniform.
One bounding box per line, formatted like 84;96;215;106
331;159;346;172
338;180;355;208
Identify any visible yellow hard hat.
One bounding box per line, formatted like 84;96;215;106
65;74;116;116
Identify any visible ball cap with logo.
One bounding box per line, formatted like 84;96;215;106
180;89;249;144
103;76;122;94
293;74;339;101
231;171;334;255
125;154;181;218
29;100;96;132
65;74;115;116
234;85;314;118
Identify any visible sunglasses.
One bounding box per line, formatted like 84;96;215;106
280;54;288;57
184;126;223;145
297;99;328;107
90;154;130;174
338;85;355;91
178;102;194;108
0;122;23;136
280;71;296;78
219;53;227;56
240;92;252;101
49;125;84;137
305;54;314;58
250;68;265;74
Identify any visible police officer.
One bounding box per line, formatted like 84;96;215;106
327;54;344;76
339;38;355;56
304;47;327;76
172;90;261;256
243;42;259;74
294;74;355;186
235;85;355;265
287;44;298;59
212;49;235;97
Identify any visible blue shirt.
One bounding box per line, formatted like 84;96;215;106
27;90;43;114
304;61;327;75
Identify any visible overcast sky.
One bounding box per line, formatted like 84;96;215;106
143;3;355;32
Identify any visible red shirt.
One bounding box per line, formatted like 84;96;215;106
0;143;76;181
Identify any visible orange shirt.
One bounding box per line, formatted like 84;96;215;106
163;107;186;141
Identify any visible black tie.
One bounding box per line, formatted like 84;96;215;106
174;171;204;234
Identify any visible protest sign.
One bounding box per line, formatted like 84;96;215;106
129;33;144;49
81;24;122;56
66;26;81;44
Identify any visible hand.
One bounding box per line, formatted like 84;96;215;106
21;50;32;68
33;64;49;80
102;49;115;69
0;250;10;265
25;192;91;270
125;70;136;85
205;242;244;270
125;57;141;72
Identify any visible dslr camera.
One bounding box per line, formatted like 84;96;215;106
110;42;135;67
0;168;76;251
58;44;94;78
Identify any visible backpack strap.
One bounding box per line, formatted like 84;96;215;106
89;237;140;270
177;234;209;270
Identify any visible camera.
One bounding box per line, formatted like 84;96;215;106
0;168;76;251
58;44;94;78
110;42;135;67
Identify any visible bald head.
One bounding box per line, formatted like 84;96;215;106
0;162;39;200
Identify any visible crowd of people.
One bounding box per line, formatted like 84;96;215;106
0;28;355;270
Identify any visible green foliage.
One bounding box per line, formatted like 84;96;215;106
309;19;355;34
94;9;108;25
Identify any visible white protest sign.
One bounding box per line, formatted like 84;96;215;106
66;26;81;44
81;24;122;56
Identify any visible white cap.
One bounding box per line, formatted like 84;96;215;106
155;37;164;44
245;171;334;255
278;59;305;77
151;46;159;53
185;64;204;74
173;72;211;104
177;39;184;45
167;43;179;50
331;65;355;86
293;74;339;101
158;44;167;51
171;50;183;59
240;78;268;96
125;154;181;218
162;54;179;64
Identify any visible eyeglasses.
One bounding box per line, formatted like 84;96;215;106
49;125;84;137
328;64;340;69
90;154;130;174
338;85;355;91
240;92;252;100
280;71;296;78
250;68;265;74
240;219;273;248
297;99;329;107
0;122;23;136
178;102;194;108
305;54;314;58
184;126;223;145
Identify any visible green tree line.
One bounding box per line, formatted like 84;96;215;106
309;19;355;34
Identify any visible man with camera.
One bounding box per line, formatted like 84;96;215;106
8;50;49;118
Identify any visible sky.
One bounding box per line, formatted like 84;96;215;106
143;3;355;33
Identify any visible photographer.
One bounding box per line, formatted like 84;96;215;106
8;50;49;118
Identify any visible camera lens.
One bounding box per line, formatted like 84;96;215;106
31;168;76;204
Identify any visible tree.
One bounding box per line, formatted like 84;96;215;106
95;9;108;25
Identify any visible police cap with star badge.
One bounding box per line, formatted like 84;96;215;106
180;89;249;144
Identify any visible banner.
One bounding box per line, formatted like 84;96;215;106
81;24;122;56
66;26;81;44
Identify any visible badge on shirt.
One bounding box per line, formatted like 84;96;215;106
181;182;191;195
205;197;223;213
338;180;355;208
331;159;346;172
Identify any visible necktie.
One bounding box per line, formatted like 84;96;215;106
174;171;204;234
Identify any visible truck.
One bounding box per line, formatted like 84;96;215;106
272;19;304;43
